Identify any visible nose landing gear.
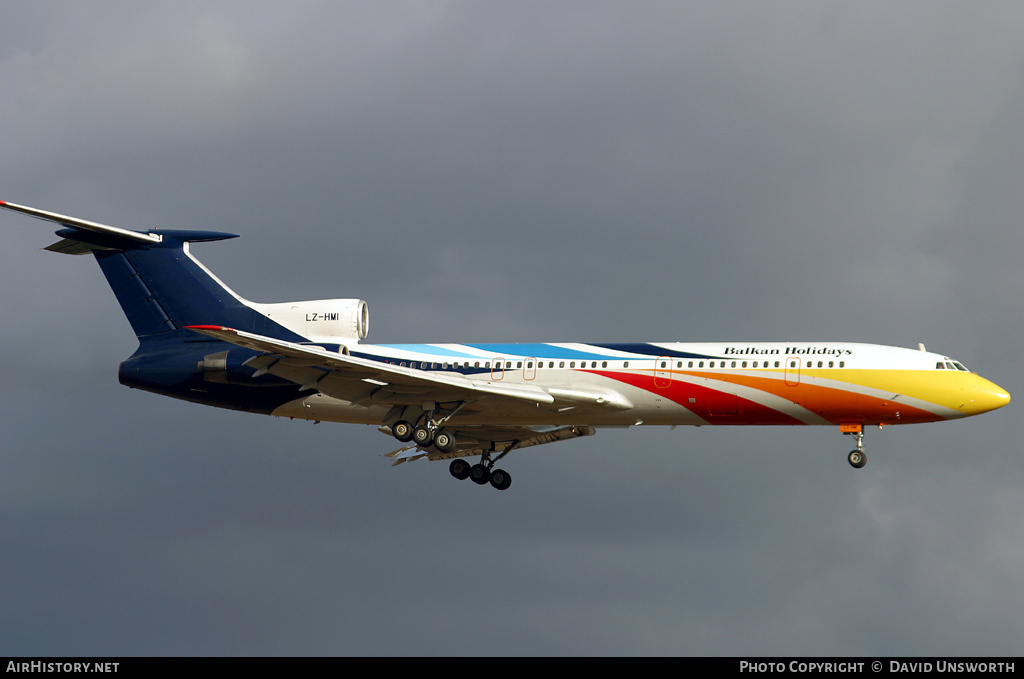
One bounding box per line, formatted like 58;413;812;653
847;448;866;469
843;424;866;469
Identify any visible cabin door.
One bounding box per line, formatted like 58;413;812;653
654;357;672;388
784;356;801;386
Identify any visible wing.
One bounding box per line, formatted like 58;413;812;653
184;325;556;407
186;325;624;465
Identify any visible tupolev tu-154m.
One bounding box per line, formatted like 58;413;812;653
2;200;1011;490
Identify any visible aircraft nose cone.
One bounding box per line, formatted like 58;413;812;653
961;376;1011;416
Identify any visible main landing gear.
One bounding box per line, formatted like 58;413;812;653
448;455;512;491
390;408;459;455
843;424;866;469
387;404;512;490
449;439;516;491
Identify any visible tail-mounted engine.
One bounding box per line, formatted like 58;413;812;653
254;298;369;343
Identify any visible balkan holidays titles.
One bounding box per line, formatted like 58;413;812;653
723;346;854;357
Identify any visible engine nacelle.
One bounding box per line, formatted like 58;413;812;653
254;298;369;343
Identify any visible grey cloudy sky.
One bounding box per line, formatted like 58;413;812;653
2;1;1022;656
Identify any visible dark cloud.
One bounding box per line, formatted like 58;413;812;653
2;1;1022;655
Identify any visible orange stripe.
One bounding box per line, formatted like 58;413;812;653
693;372;943;425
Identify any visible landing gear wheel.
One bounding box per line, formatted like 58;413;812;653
848;449;866;469
392;420;414;443
449;459;471;480
412;425;434;447
469;464;491;485
433;429;456;454
489;468;512;491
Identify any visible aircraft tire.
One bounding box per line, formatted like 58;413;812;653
413;425;434;447
489;469;512;491
449;459;471;480
434;430;456;454
392;420;414;443
848;450;866;469
469;464;491;485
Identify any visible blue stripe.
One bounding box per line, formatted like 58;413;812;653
464;343;616;359
371;343;723;361
589;343;720;359
379;344;481;358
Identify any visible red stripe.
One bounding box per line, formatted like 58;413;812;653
591;370;805;425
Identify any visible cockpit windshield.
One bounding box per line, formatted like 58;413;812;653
935;358;969;372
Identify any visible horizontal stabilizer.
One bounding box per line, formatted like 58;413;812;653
43;237;102;256
1;201;162;249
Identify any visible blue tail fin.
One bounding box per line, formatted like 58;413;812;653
90;231;303;342
1;200;304;342
4;200;313;413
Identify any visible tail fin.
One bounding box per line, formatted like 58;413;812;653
2;201;305;342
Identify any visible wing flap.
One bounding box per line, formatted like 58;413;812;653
380;424;597;464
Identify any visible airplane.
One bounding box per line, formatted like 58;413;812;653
2;200;1011;490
